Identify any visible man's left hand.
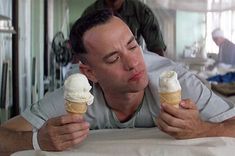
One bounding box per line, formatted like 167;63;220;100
156;99;209;139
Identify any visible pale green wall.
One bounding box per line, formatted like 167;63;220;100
68;0;95;27
31;0;44;57
176;11;205;58
53;0;65;34
31;0;44;101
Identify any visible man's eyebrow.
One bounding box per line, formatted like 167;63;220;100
127;36;135;45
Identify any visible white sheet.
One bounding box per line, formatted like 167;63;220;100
12;128;235;156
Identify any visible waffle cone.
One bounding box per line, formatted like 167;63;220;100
159;90;181;108
65;100;87;115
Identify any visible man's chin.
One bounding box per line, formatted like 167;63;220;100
129;79;149;92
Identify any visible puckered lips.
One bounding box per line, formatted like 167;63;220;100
128;70;145;82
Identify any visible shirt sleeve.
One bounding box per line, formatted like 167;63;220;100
176;65;235;122
21;88;66;129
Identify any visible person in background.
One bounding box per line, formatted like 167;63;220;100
82;0;166;56
2;9;235;155
212;28;235;66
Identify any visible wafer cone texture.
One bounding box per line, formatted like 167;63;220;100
160;90;181;108
65;100;87;114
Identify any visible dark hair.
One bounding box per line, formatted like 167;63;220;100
69;9;114;63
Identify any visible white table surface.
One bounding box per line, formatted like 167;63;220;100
12;128;235;156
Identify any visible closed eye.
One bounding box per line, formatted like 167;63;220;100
129;45;138;50
104;52;120;64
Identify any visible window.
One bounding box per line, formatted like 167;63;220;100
206;10;235;54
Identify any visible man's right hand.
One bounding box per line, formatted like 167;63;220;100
38;114;90;151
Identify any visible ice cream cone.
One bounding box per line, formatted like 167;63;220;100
159;90;181;108
64;73;94;115
65;100;88;115
158;71;182;108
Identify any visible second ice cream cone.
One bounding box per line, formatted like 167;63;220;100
160;90;181;108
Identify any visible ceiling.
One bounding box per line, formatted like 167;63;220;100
146;0;235;12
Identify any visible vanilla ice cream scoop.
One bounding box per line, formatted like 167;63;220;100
64;73;94;114
159;71;181;92
159;71;181;107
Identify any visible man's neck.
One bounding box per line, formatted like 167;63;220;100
103;90;145;122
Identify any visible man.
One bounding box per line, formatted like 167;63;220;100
1;9;235;154
82;0;166;56
212;28;235;65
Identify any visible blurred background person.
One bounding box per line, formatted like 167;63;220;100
82;0;166;56
212;28;235;66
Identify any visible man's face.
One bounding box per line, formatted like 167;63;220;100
82;17;148;94
212;37;224;46
105;0;124;11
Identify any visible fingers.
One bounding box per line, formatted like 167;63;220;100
49;114;85;126
161;99;197;119
38;114;90;151
157;117;182;133
158;109;185;129
60;133;88;150
161;103;183;119
57;122;90;135
59;128;89;142
157;99;201;139
179;99;197;110
51;130;89;151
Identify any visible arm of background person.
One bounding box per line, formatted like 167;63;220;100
138;4;166;57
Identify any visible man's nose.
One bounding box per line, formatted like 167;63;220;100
123;52;138;71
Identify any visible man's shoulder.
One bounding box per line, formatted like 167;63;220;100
143;50;175;68
125;0;150;13
222;39;235;51
143;50;188;82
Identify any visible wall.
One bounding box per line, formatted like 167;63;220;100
31;0;44;104
18;0;32;111
176;11;205;59
68;0;95;27
154;8;176;60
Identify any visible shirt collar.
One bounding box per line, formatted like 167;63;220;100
96;0;134;16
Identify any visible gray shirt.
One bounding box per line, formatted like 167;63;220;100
22;51;235;129
218;39;235;65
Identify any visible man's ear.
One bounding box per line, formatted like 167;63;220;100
79;63;98;83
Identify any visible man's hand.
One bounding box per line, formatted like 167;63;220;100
156;99;210;139
38;114;90;151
